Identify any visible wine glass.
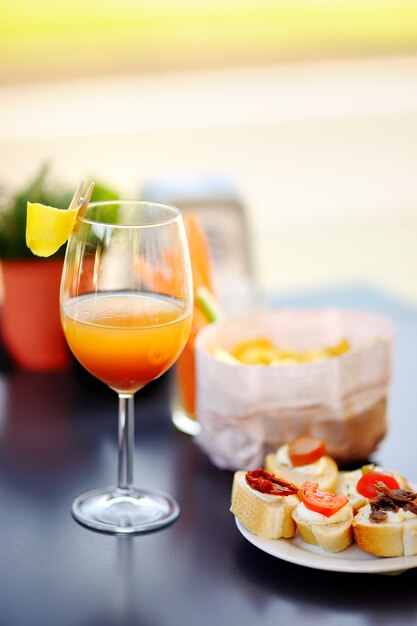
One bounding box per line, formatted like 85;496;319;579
60;200;193;533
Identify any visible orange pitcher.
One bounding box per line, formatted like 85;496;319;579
172;214;219;435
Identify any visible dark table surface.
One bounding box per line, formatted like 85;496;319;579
1;285;417;626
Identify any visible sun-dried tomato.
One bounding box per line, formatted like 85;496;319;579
245;469;298;496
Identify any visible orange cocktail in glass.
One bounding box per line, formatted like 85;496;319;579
62;292;190;393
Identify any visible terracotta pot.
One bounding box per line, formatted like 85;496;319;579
1;258;70;371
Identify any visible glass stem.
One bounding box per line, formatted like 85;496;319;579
117;393;135;491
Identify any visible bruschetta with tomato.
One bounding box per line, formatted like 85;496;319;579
352;481;417;557
265;436;339;492
292;481;354;552
230;469;300;540
336;465;410;513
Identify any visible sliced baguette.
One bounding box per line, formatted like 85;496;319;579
352;504;417;557
230;470;299;540
292;504;354;552
265;452;338;492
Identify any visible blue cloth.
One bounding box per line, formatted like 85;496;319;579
266;283;417;327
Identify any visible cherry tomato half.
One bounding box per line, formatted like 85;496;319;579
299;481;349;517
288;436;327;467
356;471;400;499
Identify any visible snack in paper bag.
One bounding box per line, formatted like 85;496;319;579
229;337;350;365
195;309;395;470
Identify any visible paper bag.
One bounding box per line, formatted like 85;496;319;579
195;309;395;470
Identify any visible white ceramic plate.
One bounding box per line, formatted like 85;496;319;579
235;519;417;574
235;481;417;575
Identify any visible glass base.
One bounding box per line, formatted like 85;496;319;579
172;408;201;436
72;486;180;534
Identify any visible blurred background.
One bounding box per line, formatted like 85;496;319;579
1;0;417;308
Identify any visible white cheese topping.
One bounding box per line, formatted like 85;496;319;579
276;444;326;475
384;509;416;523
340;470;363;498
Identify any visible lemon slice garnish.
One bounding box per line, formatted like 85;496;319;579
25;202;80;257
26;180;94;257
